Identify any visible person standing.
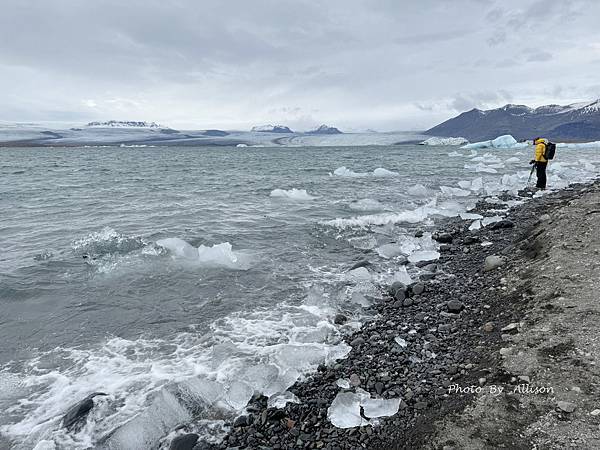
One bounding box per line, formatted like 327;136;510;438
530;137;548;190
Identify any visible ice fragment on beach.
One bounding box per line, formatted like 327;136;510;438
460;212;484;220
394;337;407;348
361;397;401;418
336;378;351;389
392;266;413;285
348;235;377;250
327;392;370;428
469;220;481;231
408;250;440;263
482;216;503;226
267;391;300;409
328;390;401;428
225;381;254;410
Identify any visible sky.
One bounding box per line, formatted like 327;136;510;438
2;0;600;131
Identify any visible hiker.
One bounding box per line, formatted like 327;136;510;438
530;137;549;190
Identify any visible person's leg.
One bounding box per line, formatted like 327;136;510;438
536;162;547;189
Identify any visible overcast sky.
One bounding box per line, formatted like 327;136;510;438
2;0;600;131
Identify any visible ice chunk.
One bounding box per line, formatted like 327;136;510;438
348;235;377;250
361;397;401;418
350;292;371;307
458;180;471;189
461;134;526;149
394;337;407;348
270;188;316;200
33;442;56;450
505;157;520;163
224;381;255;411
392;266;413;285
346;267;371;281
333;166;367;177
328;390;401;428
327;392;369;428
470;177;484;192
373;167;399;177
156;237;199;259
460;212;483;220
267;391;300;409
407;184;429;197
482;216;503;226
440;186;471;197
469;220;481;230
336;379;351;389
197;242;238;265
408;250;440;263
376;243;403;259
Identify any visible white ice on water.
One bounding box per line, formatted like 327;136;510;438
372;167;399;177
156;238;241;268
462;134;528;150
270;188;316;200
333;166;368;177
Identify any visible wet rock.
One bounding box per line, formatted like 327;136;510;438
349;373;361;387
334;314;348;325
62;392;107;430
419;272;435;281
464;236;480;245
350;337;365;347
557;401;576;413
349;260;372;271
483;322;495;332
490;219;515;230
169;433;199;450
484;255;505;272
411;282;425;296
446;300;464;313
421;263;437;273
234;415;251;427
433;232;453;243
375;382;385;395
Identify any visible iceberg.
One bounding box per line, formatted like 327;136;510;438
420;136;469;146
462;134;529;150
373;167;399;177
333;166;368;177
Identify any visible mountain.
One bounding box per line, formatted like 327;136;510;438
306;124;342;135
86;120;163;128
425;100;600;141
251;124;293;133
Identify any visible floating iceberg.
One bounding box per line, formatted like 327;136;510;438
373;167;399;177
333;166;368;177
156;238;241;268
270;188;316;200
407;184;429;197
462;134;529;150
420;136;469;146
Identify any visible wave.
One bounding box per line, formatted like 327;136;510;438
72;227;146;258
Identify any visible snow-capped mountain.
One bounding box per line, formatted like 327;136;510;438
250;124;293;133
306;124;342;135
86;120;163;128
426;99;600;141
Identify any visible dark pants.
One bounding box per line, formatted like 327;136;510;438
536;162;547;189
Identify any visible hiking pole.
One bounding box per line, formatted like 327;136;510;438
526;162;536;187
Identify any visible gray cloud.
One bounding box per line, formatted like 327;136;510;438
1;0;600;130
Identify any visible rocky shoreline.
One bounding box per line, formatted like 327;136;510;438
179;180;600;450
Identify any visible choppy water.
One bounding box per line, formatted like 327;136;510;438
1;144;598;449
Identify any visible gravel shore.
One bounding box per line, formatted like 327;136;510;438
181;180;600;450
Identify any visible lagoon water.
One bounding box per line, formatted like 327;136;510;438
1;144;598;448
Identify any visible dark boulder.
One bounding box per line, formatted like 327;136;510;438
62;392;107;430
169;433;200;450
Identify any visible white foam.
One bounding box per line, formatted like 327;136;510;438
270;188;316;201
